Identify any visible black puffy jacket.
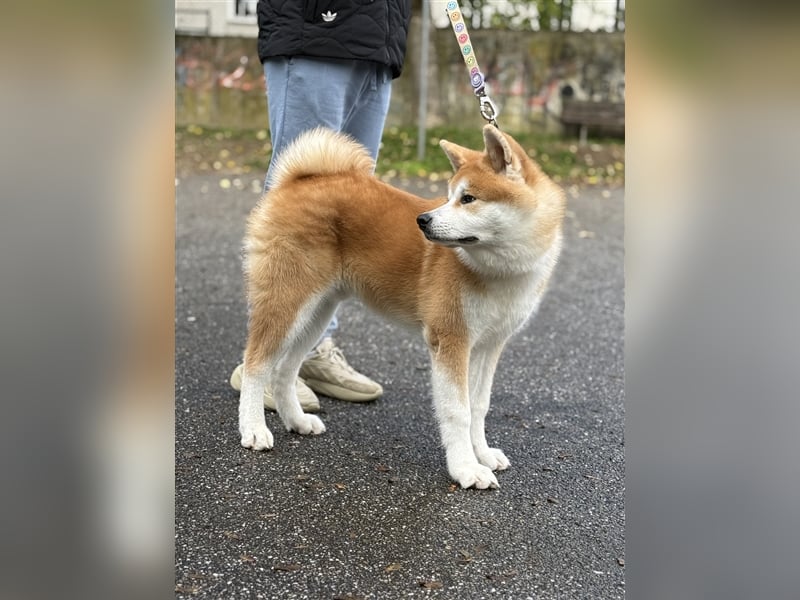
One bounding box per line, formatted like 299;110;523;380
257;0;412;79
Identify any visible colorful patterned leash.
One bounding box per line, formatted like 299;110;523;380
444;0;499;127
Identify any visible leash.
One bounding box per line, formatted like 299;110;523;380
444;0;499;128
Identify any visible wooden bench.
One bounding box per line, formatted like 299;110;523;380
560;100;625;144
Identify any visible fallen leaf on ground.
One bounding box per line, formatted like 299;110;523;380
418;580;443;589
272;563;302;572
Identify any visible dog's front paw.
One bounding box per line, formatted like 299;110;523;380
285;414;326;436
476;447;511;471
449;461;499;490
240;420;274;450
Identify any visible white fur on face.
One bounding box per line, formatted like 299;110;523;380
422;179;530;248
447;179;470;205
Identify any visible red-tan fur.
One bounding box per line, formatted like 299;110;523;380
237;126;565;489
244;169;478;378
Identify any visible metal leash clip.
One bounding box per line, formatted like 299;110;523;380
478;93;499;127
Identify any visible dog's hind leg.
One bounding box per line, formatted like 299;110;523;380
269;293;338;435
239;356;275;451
468;341;510;472
426;328;499;489
239;291;336;447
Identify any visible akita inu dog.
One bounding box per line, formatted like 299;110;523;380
237;125;564;489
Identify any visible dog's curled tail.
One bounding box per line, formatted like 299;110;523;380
266;127;375;190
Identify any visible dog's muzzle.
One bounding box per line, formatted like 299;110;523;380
417;212;478;245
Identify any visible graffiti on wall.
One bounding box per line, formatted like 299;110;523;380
176;38;263;92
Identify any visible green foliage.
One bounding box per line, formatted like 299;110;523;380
175;124;625;187
377;126;624;185
455;0;572;31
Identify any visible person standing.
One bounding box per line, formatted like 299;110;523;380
230;0;413;412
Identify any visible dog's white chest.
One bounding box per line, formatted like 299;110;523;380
458;234;562;346
463;273;545;345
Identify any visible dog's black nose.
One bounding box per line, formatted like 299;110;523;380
417;213;432;230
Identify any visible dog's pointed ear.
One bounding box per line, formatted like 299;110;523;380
483;125;523;181
439;139;478;172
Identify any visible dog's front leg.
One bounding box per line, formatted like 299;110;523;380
428;337;499;489
469;342;510;472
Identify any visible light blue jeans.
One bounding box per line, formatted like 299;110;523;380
262;57;393;339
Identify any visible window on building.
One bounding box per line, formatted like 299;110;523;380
232;0;258;19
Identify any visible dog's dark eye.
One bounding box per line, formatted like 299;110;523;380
460;194;476;205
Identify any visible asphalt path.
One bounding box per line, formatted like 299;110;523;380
175;173;624;599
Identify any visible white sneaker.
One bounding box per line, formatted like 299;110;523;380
229;364;320;413
299;338;383;402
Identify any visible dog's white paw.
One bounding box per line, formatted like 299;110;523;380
285;414;326;436
476;447;511;471
240;421;274;450
449;462;500;490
